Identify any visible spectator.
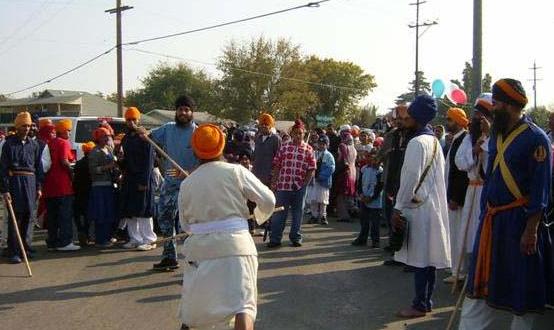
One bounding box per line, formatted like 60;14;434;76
307;134;335;225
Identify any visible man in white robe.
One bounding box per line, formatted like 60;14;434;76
392;95;451;318
178;124;276;330
443;108;470;283
452;96;493;281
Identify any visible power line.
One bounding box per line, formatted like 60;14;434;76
123;0;330;46
3;47;116;96
125;47;367;92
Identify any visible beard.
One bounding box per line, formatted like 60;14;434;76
492;108;510;136
175;113;191;127
469;120;481;145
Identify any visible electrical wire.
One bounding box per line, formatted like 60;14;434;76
125;47;367;92
123;0;330;46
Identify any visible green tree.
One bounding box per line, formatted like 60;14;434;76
395;71;431;105
351;104;378;127
302;55;376;124
124;63;217;113
528;106;550;130
482;73;492;93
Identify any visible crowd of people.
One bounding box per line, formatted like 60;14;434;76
0;77;553;330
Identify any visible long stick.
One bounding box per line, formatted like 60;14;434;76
446;277;468;330
6;200;33;277
142;133;189;177
154;206;285;245
451;186;477;294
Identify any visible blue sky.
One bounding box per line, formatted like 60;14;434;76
1;0;553;113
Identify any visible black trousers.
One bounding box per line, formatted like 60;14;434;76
7;211;30;258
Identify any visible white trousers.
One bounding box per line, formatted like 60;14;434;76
459;298;536;330
126;217;157;245
449;208;464;274
310;202;327;218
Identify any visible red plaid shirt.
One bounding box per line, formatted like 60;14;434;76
273;141;316;191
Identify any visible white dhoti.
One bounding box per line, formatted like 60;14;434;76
448;208;464;274
459;298;536;330
180;255;258;330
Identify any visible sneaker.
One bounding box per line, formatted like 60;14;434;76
57;243;81;251
290;241;302;247
136;244;156;251
9;255;22;264
95;242;113;248
266;242;282;248
320;217;329;225
122;242;138;249
153;258;179;272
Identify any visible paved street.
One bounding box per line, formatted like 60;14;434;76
1;220;553;330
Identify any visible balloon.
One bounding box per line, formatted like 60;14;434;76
431;79;445;98
449;88;468;105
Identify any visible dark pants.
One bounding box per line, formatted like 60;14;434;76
46;196;74;248
357;205;381;244
270;187;307;244
383;194;394;243
7;211;30;258
412;266;436;312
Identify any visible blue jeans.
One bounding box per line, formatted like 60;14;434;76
46;196;74;248
412;266;436;312
270;187;307;244
157;182;179;260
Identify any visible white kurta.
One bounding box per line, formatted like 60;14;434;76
394;134;451;269
455;135;489;255
178;161;276;329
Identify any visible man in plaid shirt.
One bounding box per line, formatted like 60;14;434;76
268;120;316;248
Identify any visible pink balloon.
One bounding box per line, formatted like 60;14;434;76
450;89;467;105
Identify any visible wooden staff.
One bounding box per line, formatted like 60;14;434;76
446;277;468;330
153;206;285;245
451;187;477;294
6;200;33;277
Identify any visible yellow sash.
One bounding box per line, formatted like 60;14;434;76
492;123;528;199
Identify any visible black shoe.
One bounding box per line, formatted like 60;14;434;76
308;216;318;224
290;241;302;247
371;242;380;249
320;217;329;225
266;242;282;248
383;259;404;266
153;258;179;272
351;239;366;246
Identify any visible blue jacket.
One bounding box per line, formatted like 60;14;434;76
315;150;335;189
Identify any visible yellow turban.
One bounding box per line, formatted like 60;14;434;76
191;124;226;160
55;119;73;133
81;141;96;154
125;107;141;121
39;118;53;129
14;112;32;128
447;107;469;128
258;113;275;127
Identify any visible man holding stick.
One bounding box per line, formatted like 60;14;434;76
147;95;198;271
178;124;275;329
0;112;43;264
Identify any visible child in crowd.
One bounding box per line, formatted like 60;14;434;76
73;141;95;246
352;148;383;248
308;135;335;225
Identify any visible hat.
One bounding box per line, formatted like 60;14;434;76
191;124;226;160
408;95;437;126
339;124;351;132
14;111;32;129
81;141;96;154
374;136;384;147
93;127;110;142
351;127;360;137
258;113;275;127
38;124;55;143
474;94;493;118
318;134;330;145
447;107;469;128
100;121;114;136
492;78;527;108
291;119;305;131
125;107;141;121
39;118;53;129
55;119;72;133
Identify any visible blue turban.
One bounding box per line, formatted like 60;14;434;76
408;95;437;126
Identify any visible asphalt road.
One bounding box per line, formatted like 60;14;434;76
1;220;553;330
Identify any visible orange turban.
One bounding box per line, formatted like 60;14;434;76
447;107;469;128
351;127;360;137
191;124;226;160
14;111;32;128
81;141;96;154
93;127;110;142
258;113;275;127
125;107;141;121
39;118;53;129
55;119;72;133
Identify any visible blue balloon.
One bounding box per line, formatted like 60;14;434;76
431;79;445;98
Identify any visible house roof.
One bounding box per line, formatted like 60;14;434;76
144;109;234;125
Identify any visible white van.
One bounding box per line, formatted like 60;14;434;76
43;116;126;160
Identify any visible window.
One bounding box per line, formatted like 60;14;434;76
75;120;126;143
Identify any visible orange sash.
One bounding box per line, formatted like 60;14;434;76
472;197;528;297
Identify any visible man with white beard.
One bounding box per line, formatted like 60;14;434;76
392;95;451;318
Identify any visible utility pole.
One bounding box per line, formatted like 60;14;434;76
409;1;437;96
471;0;482;103
529;61;542;110
106;1;133;117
